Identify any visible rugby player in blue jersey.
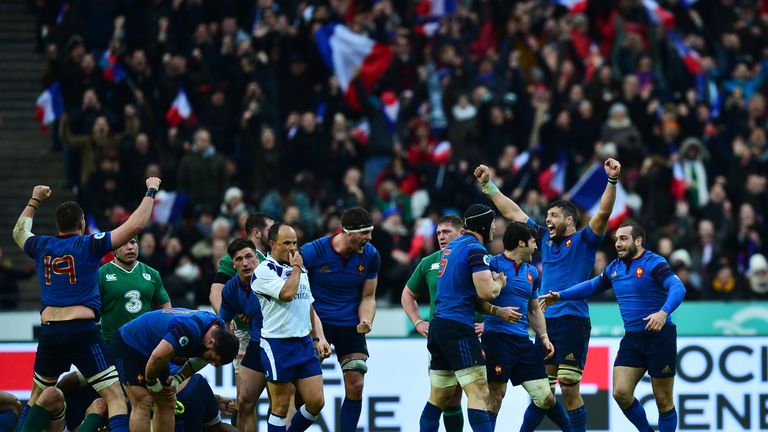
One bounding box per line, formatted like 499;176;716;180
11;177;162;432
475;159;621;432
540;223;685;432
482;222;570;431
300;207;379;432
219;238;266;432
110;308;239;432
419;204;506;432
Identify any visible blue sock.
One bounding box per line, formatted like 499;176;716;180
443;405;464;432
568;405;587;432
521;403;547;432
107;414;129;432
0;410;18;431
268;412;286;432
658;408;677;432
466;408;492;432
546;401;571;431
287;406;318;432
17;404;30;431
488;411;498;431
419;402;442;432
340;398;362;432
621;399;651;432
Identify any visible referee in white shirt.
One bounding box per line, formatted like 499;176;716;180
253;223;332;432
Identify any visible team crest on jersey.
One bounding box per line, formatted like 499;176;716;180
320;265;330;273
635;267;644;278
565;239;572;247
94;232;105;239
494;365;503;376
136;373;144;383
527;273;533;283
483;255;491;266
105;274;117;282
179;336;189;347
142;272;151;281
358;264;365;274
430;263;440;271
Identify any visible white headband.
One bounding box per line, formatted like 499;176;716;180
343;226;374;233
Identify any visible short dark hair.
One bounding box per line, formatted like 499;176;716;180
245;213;274;234
437;215;464;230
619;222;646;244
55;201;84;232
341;207;373;231
502;221;536;251
547;200;579;225
267;222;285;243
227;238;256;258
212;327;239;365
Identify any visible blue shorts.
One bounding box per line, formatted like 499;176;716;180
34;319;114;379
260;336;322;382
322;323;369;357
241;339;265;373
111;331;170;387
428;317;485;372
542;315;591;369
615;324;677;378
482;332;547;385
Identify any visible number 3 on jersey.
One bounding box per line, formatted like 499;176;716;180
43;255;77;285
437;249;451;277
124;290;143;313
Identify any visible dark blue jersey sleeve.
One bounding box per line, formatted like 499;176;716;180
653;262;686;314
366;249;380;279
163;318;202;354
23;236;38;258
467;247;490;273
219;282;237;323
559;275;607;300
581;224;604;249
89;232;113;257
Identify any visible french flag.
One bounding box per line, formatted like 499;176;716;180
669;162;687;201
432;140;452;164
315;23;393;111
381;90;399;130
567;162;630;229
538;155;566;201
35;81;64;132
667;31;703;75
513;150;530;173
416;0;457;18
643;0;675;30
99;49;126;83
151;190;188;225
552;0;588;14
165;87;196;127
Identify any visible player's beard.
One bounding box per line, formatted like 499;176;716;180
619;243;639;261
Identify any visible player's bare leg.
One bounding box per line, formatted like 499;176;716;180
236;366;267;432
652;377;677;432
614;366;653;432
123;385;154;432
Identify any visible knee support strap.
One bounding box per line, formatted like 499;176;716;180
429;370;459;388
87;366;120;392
33;372;58;390
557;366;583;386
522;378;553;409
455;365;487;387
341;358;368;374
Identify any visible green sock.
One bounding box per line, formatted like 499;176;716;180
20;404;52;432
78;413;106;432
442;405;464;432
231;409;238;426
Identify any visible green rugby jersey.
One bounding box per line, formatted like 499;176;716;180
98;261;170;343
406;249;484;323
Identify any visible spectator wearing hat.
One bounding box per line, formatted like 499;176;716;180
746;254;768;299
602;102;642;165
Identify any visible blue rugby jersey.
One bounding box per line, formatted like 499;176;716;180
24;232;113;318
485;254;539;337
118;308;225;358
527;219;603;319
219;275;263;340
174;374;220;432
301;235;380;326
434;234;490;327
559;251;686;332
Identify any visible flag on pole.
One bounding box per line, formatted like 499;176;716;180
35;81;64;132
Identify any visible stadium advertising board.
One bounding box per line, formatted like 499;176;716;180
1;337;766;431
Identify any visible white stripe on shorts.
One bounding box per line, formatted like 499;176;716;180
260;338;278;380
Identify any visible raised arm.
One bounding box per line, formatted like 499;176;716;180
474;164;529;222
357;277;377;334
278;252;304;301
110;177;161;248
588;159;622;237
13;185;51;250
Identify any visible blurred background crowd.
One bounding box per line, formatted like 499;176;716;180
3;0;767;311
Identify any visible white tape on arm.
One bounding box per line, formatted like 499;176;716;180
12;217;33;249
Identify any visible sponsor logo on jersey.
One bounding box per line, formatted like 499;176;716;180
611;271;617;279
483;255;490;266
565;353;576;361
179;336;189;347
105;274;117;282
661;365;672;374
635;267;644;278
430;263;440;271
94;232;105;239
143;272;151;281
320;265;330;273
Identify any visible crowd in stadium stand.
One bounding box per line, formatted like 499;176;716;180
10;0;767;310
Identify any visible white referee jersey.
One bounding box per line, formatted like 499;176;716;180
251;256;313;338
